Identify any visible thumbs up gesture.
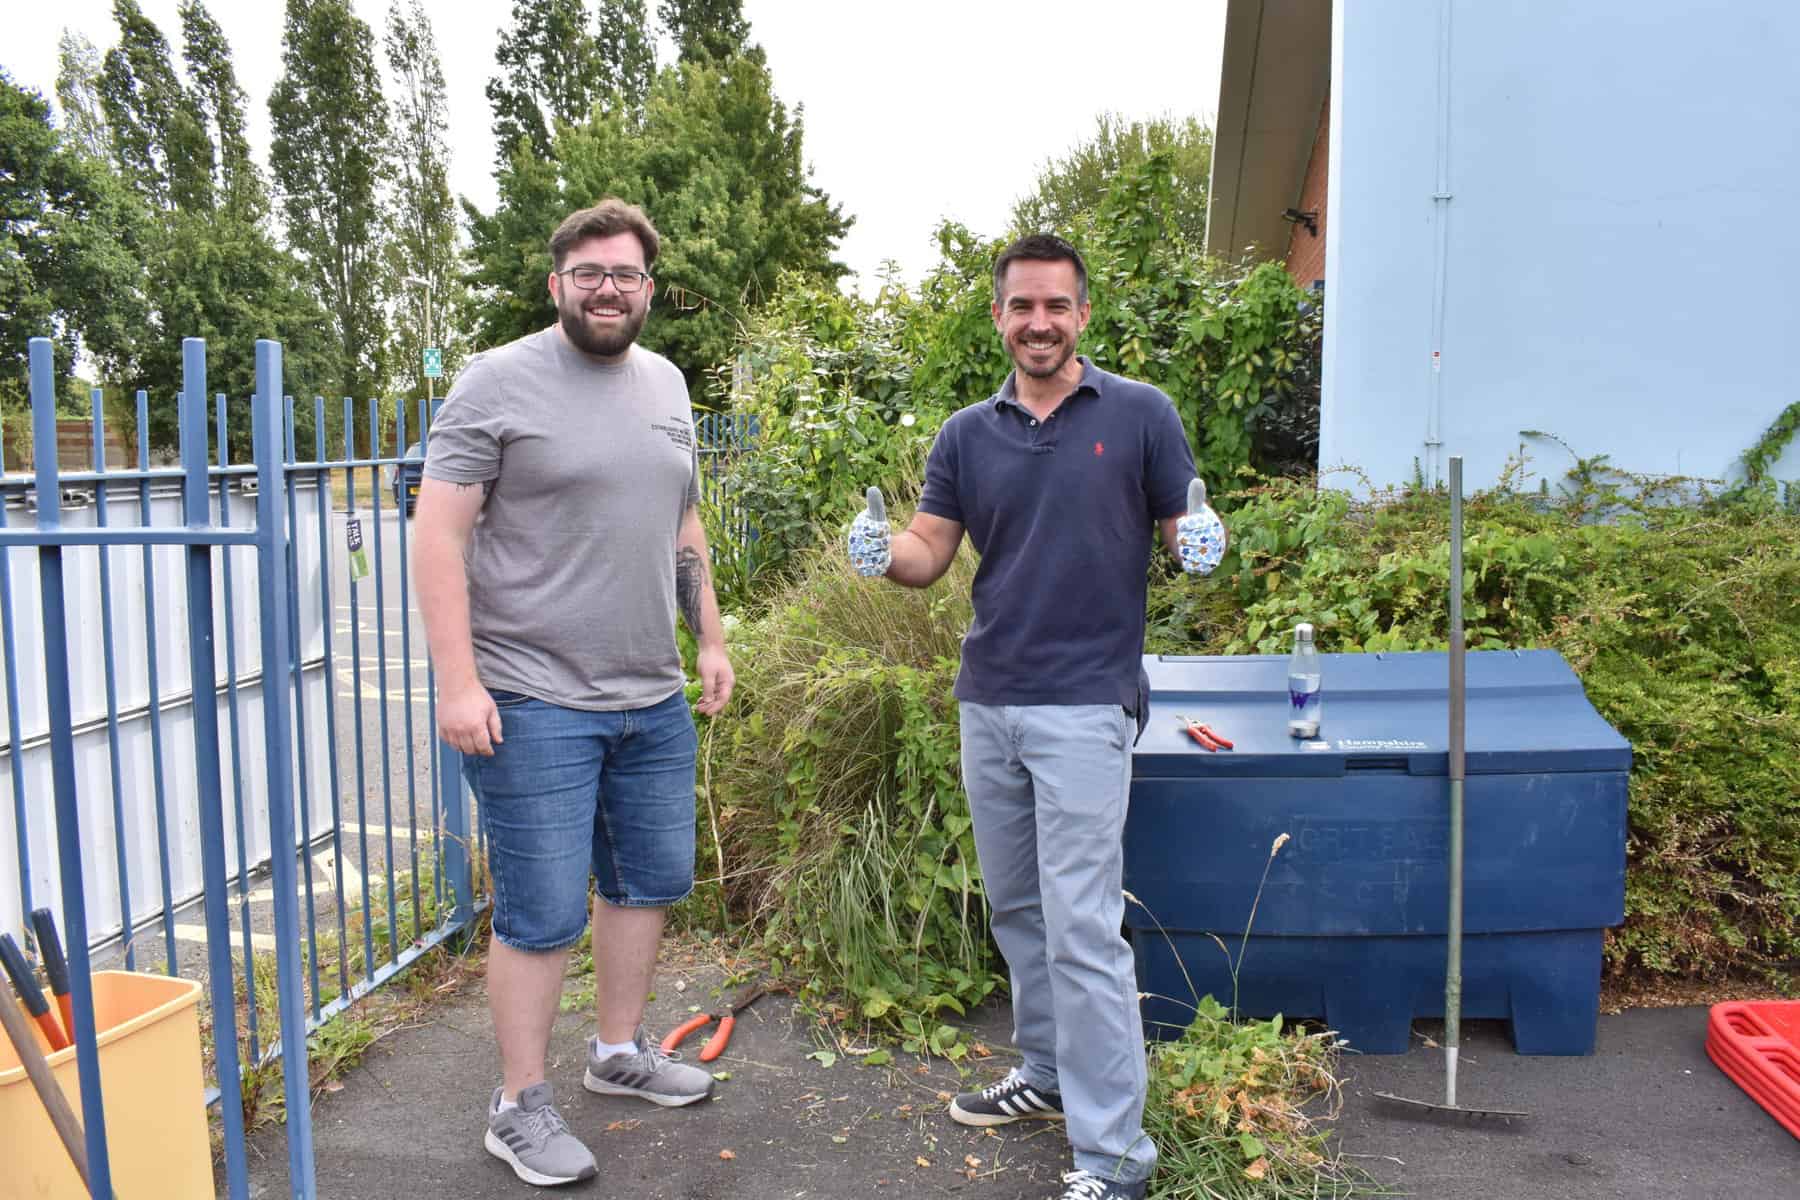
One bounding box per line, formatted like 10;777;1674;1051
847;486;892;577
1175;478;1226;575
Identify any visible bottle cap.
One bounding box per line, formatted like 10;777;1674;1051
1294;623;1315;641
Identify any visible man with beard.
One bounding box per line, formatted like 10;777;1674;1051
846;234;1224;1200
415;198;733;1187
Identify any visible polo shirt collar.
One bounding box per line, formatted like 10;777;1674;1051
993;356;1103;411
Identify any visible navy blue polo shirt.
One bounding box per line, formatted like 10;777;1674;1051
917;357;1198;709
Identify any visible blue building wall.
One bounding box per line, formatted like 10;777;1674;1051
1320;0;1800;493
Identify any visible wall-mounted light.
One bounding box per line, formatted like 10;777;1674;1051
1281;208;1320;237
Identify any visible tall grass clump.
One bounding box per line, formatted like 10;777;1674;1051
698;502;1005;1043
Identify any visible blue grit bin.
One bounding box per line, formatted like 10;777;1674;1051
1125;649;1630;1055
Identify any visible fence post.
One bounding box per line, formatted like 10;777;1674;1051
439;737;471;936
29;337;114;1195
179;339;252;1198
251;340;317;1196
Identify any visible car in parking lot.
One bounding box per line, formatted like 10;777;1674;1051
392;442;424;516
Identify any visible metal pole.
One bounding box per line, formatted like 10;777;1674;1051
425;280;434;410
179;340;251;1198
29;337;115;1196
252;341;316;1195
1446;455;1465;1108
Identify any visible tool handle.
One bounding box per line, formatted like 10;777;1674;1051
662;1013;711;1053
0;985;90;1188
1182;725;1217;751
0;933;69;1048
1199;725;1234;750
699;1015;734;1062
28;910;74;1036
29;910;71;1000
0;934;47;1017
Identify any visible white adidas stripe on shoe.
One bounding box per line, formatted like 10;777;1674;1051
949;1068;1066;1127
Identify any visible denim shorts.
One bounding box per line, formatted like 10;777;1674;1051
464;688;698;952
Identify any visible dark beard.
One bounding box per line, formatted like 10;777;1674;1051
559;304;646;358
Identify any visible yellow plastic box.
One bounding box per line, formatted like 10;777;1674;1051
2;970;211;1199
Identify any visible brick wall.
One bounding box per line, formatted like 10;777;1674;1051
1284;86;1331;291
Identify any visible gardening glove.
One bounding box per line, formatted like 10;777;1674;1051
1175;478;1226;575
847;486;892;577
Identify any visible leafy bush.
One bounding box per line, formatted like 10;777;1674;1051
703;275;948;603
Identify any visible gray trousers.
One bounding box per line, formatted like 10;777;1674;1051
959;702;1155;1184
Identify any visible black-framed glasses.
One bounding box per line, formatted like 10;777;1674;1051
558;265;651;293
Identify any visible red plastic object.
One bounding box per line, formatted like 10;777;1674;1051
1706;1001;1800;1140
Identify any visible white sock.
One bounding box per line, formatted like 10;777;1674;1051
593;1035;638;1059
495;1094;519;1113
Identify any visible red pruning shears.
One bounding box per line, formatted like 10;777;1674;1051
1176;714;1234;752
661;983;765;1063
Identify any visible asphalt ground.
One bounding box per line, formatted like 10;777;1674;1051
239;962;1798;1200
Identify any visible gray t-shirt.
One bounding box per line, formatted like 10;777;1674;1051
423;327;699;710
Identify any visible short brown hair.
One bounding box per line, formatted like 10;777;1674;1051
549;199;660;271
993;234;1088;305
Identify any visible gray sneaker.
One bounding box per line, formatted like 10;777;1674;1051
582;1028;714;1107
484;1082;598;1187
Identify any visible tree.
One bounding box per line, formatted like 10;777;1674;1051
55;32;112;161
597;0;657;112
0;71;144;415
383;0;468;407
180;0;262;217
1011;112;1213;246
72;0;335;456
657;0;750;63
269;0;392;409
465;50;851;398
98;0;213;213
485;0;615;165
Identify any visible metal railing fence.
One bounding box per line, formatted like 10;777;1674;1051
1;337;477;1198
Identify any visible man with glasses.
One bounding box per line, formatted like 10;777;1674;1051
415;198;733;1187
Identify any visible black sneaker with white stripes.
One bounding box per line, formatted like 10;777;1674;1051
1056;1168;1147;1200
948;1067;1065;1127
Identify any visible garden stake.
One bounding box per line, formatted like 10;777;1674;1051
1375;456;1528;1124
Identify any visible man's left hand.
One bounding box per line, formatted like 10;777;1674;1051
1176;478;1227;575
694;645;735;716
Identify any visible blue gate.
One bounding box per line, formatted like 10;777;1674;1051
1;338;478;1198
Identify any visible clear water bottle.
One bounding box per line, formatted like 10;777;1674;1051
1287;623;1322;738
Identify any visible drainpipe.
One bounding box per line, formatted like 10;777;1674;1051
1424;0;1454;487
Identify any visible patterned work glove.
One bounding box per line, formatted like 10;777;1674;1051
1175;478;1226;575
847;486;892;577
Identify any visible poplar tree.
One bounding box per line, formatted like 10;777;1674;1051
384;0;467;403
269;0;393;413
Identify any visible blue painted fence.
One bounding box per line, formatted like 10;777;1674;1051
1;338;479;1198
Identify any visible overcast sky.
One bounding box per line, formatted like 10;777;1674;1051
7;1;1225;288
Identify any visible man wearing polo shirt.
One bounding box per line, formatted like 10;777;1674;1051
847;234;1225;1200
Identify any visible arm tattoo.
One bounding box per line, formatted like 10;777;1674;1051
675;545;708;635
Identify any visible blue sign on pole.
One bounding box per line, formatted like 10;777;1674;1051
423;348;443;379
